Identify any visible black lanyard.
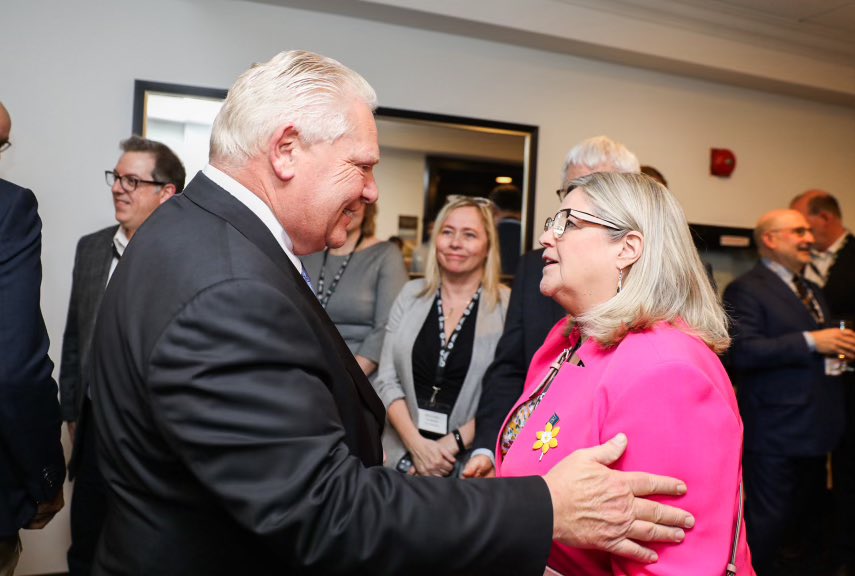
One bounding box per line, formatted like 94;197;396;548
315;233;363;309
427;286;481;407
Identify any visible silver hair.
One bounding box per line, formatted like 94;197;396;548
570;172;730;353
561;135;640;183
210;50;378;165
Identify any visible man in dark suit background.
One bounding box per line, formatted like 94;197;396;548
90;51;694;575
464;135;640;478
724;208;855;575
791;190;855;575
60;136;184;576
0;100;65;574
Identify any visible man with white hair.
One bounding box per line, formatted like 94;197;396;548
465;135;640;478
91;53;692;575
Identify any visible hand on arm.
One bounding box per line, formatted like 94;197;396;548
543;434;693;563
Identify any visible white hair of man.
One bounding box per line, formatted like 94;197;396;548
209;50;378;166
571;172;730;353
562;135;640;182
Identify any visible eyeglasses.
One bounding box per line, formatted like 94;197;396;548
544;208;620;238
768;226;812;238
555;183;578;201
446;194;495;208
0;140;11;153
105;170;166;193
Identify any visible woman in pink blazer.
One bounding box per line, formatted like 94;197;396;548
497;172;754;575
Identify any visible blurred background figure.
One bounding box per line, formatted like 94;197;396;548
790;189;855;576
303;202;408;379
640;164;668;187
373;195;509;477
724;208;855;575
489;183;522;275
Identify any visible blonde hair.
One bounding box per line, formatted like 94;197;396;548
571;172;730;353
419;196;503;310
210;50;377;165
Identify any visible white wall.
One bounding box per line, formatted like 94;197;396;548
2;0;854;573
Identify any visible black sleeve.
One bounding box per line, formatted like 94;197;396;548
146;279;553;575
473;255;530;452
59;238;84;422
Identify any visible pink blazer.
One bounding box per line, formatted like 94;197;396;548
497;319;754;575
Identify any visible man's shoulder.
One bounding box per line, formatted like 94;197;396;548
0;178;36;216
79;224;118;242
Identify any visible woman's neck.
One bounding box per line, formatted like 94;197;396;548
440;270;484;300
328;229;364;256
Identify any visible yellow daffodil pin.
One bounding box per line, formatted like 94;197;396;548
533;413;560;462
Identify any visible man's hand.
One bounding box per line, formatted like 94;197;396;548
543;433;693;563
812;328;855;360
67;421;77;445
25;489;64;530
461;454;495;478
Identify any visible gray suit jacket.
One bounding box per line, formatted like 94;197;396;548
373;278;510;467
59;225;116;472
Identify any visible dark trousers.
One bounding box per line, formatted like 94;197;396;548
68;400;108;576
744;451;830;576
832;381;855;571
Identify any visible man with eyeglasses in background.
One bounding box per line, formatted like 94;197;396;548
464;135;640;479
0;99;66;575
59;135;184;576
723;208;855;575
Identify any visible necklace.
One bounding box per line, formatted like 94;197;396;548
315;232;363;308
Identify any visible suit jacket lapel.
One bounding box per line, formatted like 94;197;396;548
753;263;819;327
181;173;385;425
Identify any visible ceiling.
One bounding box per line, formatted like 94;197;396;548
248;0;855;107
568;0;855;62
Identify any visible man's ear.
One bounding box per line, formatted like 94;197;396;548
158;183;177;204
269;125;300;182
616;231;643;270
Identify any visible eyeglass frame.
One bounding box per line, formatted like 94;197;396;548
555;183;578;201
544;208;621;238
105;170;167;193
0;140;11;153
445;194;496;208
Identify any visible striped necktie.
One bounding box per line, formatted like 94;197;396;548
793;274;824;324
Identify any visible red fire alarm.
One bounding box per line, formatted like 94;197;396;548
710;148;736;177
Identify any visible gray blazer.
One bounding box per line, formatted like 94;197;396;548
373;278;510;468
59;225;116;474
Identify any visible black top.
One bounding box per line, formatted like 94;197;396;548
412;294;479;437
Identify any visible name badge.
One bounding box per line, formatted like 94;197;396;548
418;409;449;435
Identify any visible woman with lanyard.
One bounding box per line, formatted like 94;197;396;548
372;195;509;477
495;172;753;575
302;202;407;378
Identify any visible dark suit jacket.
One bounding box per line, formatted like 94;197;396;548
724;262;845;456
0;179;65;538
91;173;551;575
822;232;855;321
59;225;116;476
474;249;566;452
